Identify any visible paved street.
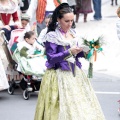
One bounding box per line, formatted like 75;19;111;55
0;72;120;120
1;1;120;120
92;72;120;120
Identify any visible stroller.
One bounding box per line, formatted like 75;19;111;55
1;29;44;100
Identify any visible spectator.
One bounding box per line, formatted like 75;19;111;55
37;14;52;45
75;0;93;23
20;0;29;13
111;0;118;6
67;0;76;14
0;13;31;41
92;0;102;20
116;6;120;40
26;0;67;36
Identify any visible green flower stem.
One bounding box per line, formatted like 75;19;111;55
87;62;93;78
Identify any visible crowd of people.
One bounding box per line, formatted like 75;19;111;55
0;0;102;88
1;0;119;120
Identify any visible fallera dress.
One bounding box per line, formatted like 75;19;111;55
0;57;9;91
34;27;106;120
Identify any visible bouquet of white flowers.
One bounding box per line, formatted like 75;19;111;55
82;36;105;78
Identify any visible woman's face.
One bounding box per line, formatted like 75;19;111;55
57;12;74;32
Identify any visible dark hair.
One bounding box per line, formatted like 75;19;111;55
24;31;35;39
45;14;52;19
47;3;75;33
45;14;52;26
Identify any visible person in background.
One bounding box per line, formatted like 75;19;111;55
8;13;37;49
26;0;67;36
0;55;9;91
116;6;120;40
34;3;105;120
0;14;30;41
92;0;102;21
20;0;29;13
75;0;93;23
0;0;21;74
111;0;118;6
28;0;31;4
67;0;76;14
37;14;52;45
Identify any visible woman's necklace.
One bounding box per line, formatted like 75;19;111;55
59;28;70;38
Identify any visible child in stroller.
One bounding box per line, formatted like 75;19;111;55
9;31;47;100
14;31;46;76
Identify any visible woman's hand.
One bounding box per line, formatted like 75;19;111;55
3;25;11;30
70;46;83;55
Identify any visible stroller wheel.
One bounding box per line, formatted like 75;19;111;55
8;86;14;95
23;90;30;100
7;79;16;95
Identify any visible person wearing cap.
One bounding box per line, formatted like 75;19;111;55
21;13;31;30
26;0;67;35
0;13;31;41
8;13;34;48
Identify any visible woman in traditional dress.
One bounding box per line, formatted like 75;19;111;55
34;3;105;120
0;0;21;76
0;55;9;91
0;0;21;40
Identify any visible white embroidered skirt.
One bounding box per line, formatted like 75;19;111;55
34;67;105;120
0;58;9;91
